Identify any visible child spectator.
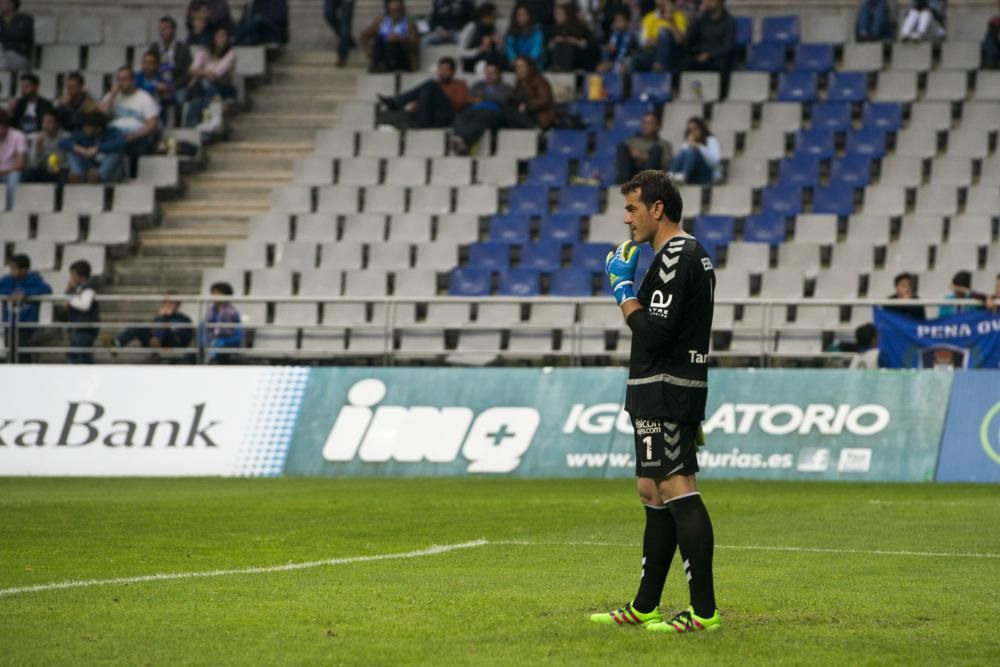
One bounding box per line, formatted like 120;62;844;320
457;2;503;73
11;73;55;135
668;115;722;185
856;0;894;42
24;110;66;183
58;111;128;184
184;28;237;128
427;0;474;45
0;108;26;208
64;260;100;364
0;0;32;72
55;72;99;132
0;254;52;357
188;12;213;50
505;5;545;68
201;281;242;363
99;67;160;173
599;11;636;72
378;56;468;128
236;0;289;45
362;0;419;72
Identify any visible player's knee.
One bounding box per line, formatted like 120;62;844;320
637;479;661;506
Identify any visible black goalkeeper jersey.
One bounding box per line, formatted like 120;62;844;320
624;235;716;422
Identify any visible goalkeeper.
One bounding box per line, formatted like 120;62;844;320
590;170;719;634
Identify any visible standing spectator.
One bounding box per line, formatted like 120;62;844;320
361;0;419;73
113;293;194;358
679;0;736;97
0;254;52;358
58;111;128;184
615;112;672;183
64;260;100;364
378;57;468;128
505;5;545;69
184;27;237;128
547;2;598;72
515;0;555;29
899;0;946;41
99;67;160;174
0;0;32;72
885;272;926;320
856;0;893;42
848;324;881;369
201;281;242;363
325;0;355;68
507;55;557;128
984;2;1000;68
427;0;474;45
631;0;688;72
598;10;636;72
24;110;66;183
11;74;55;136
0;108;25;208
450;61;514;153
55;72;99;132
186;0;233;34
136;51;175;122
457;2;504;73
938;271;987;317
236;0;289;45
151;16;194;92
668;116;721;185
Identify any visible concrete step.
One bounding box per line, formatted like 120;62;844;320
251;97;347;114
141;226;248;244
182;183;281;202
208;155;300;172
161;200;270;217
187;170;293;184
138;244;225;258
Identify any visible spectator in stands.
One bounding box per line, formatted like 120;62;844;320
378;56;468;128
631;0;687;73
899;0;945;41
505;5;545;69
848;323;881;369
508;55;556;128
0;0;32;72
63;260;99;364
598;10;636;73
0;254;51;357
24;110;66;183
668;116;721;185
202;281;242;363
151;17;194;92
113;293;194;358
0;108;26;208
616;111;672;183
593;0;631;40
235;0;289;45
136;51;175;123
186;0;233;35
427;0;474;45
450;61;514;153
885;272;926;320
58;111;128;184
855;0;894;42
547;2;598;71
515;0;555;29
55;72;99;132
100;67;160;173
361;0;419;73
11;74;55;136
678;0;736;97
939;271;987;316
184;27;237;128
324;0;356;68
457;3;504;73
984;4;1000;68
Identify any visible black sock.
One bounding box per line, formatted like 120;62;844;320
669;493;717;618
632;504;677;614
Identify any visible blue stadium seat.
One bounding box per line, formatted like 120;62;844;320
743;213;787;244
448;267;492;296
468;241;511;270
498;268;541;296
846;126;887;158
746;42;786;72
761;184;804;216
826;71;868;103
519;241;563;272
577;153;617;186
778;153;821;187
812;183;856;216
567;101;607;129
507;185;549;214
573;242;615;272
698;239;720;265
613;101;653;132
777;71;817;103
600;72;625;102
762;16;800;45
811;102;852;132
735;16;753;45
487;214;532;243
862;102;903;132
558;186;600;215
547;129;589;159
829;154;873;187
693;215;736;245
551;268;593;296
631;72;672;102
795;127;836;159
594;126;634;155
539;214;581;242
526;154;569;186
635;246;653;279
794;43;834;72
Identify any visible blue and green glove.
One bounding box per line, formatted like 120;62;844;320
605;241;640;306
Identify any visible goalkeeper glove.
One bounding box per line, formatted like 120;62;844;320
605;241;640;306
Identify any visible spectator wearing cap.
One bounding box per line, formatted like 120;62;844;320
0;254;52;358
24;109;66;183
984;2;1000;68
55;72;99;132
885;272;926;320
201;281;242;364
0;0;32;72
427;0;474;45
150;16;194;93
378;56;468;129
63;259;100;364
58;111;128;183
184;27;237;129
99;66;160;172
235;0;289;45
11;73;55;136
0;108;26;207
361;0;419;72
186;0;233;34
939;271;988;317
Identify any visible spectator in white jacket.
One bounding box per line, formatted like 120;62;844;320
668;116;721;185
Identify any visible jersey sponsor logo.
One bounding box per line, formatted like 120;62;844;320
633;418;661;436
701;257;713;271
688;350;708;364
322;379;540;473
649;290;672;318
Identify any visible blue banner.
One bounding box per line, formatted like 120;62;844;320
936;371;1000;482
874;308;1000;369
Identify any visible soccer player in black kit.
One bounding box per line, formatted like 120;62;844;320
590;170;719;633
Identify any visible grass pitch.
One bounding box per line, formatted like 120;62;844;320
1;478;998;666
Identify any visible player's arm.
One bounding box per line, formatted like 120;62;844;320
606;241;688;353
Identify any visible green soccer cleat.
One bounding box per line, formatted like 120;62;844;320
590;601;663;627
646;606;721;634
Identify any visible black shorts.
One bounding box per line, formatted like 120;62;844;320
631;416;701;479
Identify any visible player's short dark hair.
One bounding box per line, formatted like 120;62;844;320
69;260;92;279
9;254;30;271
855;323;877;348
952;270;972;289
19;73;39;86
66;71;85;86
159;15;177;28
210;281;234;296
893;272;913;287
620;170;683;223
438;56;456;70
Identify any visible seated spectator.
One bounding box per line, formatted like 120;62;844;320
63;260;99;365
0;254;52;357
379;56;468;128
0;109;25;208
427;0;474;45
325;0;356;68
505;5;545;69
151;16;194;92
58;111;128;184
450;61;514;153
631;0;687;72
184;27;237;128
24;110;66;183
856;0;893;42
939;271;987;317
508;55;557;128
547;2;598;72
679;0;736;97
899;0;945;42
984;4;1000;69
99;67;160;173
0;0;32;72
362;0;419;73
516;0;555;29
598;10;637;73
457;2;504;73
11;73;55;135
594;0;631;39
616;112;672;183
188;12;213;50
235;0;289;45
668;116;721;185
201;281;242;363
885;271;926;320
136;51;175;122
113;293;194;359
848;324;881;369
55;72;99;132
186;0;233;34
